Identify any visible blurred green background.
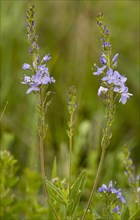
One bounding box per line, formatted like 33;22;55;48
0;0;139;184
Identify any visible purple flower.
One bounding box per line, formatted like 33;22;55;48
102;68;114;84
41;75;50;84
22;63;31;70
112;53;119;67
119;87;133;104
22;63;55;94
93;13;133;105
100;53;107;65
95;65;132;104
104;25;109;35
38;64;49;73
41;75;55;84
108;181;118;193
98;181;126;204
112;206;120;214
102;69;127;89
98;86;108;96
37;55;41;63
93;64;106;75
113;72;127;87
43;54;51;62
102;42;111;49
26;85;40;94
98;184;108;192
116;192;126;203
31;73;42;85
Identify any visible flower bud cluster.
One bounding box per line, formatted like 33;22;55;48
26;4;39;63
96;13;111;51
22;5;55;94
124;146;140;199
68;86;77;115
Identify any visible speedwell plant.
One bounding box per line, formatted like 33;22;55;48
13;4;139;220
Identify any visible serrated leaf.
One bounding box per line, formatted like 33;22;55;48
66;170;86;216
45;179;67;205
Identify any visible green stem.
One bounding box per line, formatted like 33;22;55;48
0;101;8;121
69;114;73;195
82;148;106;220
82;90;115;220
39;90;60;220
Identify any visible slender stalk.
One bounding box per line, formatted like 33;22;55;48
39;91;60;220
69;113;73;194
67;86;76;197
0;101;8;121
82;90;115;220
39;121;45;179
82;149;106;220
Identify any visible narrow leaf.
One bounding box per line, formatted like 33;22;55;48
46;179;67;205
66;170;86;216
52;157;57;179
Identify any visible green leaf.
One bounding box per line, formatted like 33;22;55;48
121;206;130;220
66;170;86;216
45;179;67;205
129;208;140;220
92;208;102;219
51;157;57;179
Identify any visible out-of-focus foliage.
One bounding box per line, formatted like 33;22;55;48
0;150;54;219
0;151;19;218
0;0;139;218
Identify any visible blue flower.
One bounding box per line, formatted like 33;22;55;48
98;184;108;192
119;86;133;104
93;64;106;75
22;63;55;94
43;54;51;62
99;67;132;104
102;42;111;49
112;206;120;214
116;191;126;203
104;25;110;35
102;68;114;84
112;53;119;67
26;84;40;94
93;14;133;105
100;53;107;65
22;63;31;70
98;181;126;204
